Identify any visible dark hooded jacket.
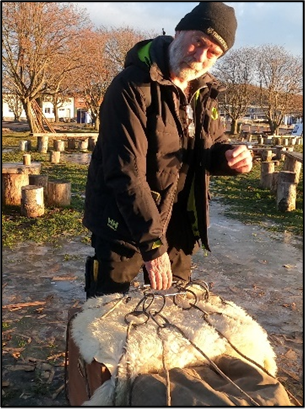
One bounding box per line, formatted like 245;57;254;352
83;36;239;262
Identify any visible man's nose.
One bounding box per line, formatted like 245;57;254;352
194;47;208;63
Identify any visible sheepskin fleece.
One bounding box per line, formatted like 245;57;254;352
71;286;277;406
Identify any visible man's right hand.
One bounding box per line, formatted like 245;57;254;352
144;252;173;290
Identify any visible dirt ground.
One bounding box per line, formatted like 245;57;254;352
2;199;303;407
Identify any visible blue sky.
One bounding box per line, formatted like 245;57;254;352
76;2;303;57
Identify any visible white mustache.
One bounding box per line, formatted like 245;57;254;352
183;59;203;70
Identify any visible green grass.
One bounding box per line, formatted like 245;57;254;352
210;153;303;236
2;133;303;247
2;136;90;248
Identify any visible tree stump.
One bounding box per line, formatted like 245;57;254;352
23;154;31;166
53;139;65;152
88;136;97;151
20;140;31;152
260;161;275;189
50;150;61;164
37;136;49;153
21;185;44;217
283;154;302;184
47;180;71;206
276;171;297;212
257;136;264;145
29;174;49;200
2;173;29;205
67;138;76;150
79;139;89;152
270;171;280;194
283;138;289;147
275;146;286;161
261;150;272;162
275;137;282;146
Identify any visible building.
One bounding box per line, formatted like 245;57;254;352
2;94;90;123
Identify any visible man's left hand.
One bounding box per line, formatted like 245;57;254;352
225;145;253;173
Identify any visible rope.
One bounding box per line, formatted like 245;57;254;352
156;313;261;407
120;281;263;406
69;280;281;406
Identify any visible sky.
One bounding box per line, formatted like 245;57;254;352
75;2;303;57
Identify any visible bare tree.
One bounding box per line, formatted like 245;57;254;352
2;2;90;133
71;27;151;131
213;47;258;134
256;45;303;134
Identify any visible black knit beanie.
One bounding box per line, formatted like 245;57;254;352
175;2;237;54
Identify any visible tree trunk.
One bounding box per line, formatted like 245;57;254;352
230;119;238;135
22;99;38;134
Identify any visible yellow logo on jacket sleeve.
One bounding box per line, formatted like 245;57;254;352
211;107;219;120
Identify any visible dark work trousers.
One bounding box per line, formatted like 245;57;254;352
88;206;199;296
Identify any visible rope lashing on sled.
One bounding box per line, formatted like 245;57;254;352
108;280;261;407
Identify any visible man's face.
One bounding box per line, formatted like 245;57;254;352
169;30;224;82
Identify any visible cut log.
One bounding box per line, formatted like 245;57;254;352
23;154;31;166
276;171;297;212
21;185;44;217
29;175;48;200
37;136;49;153
257;136;264;145
261;150;272;162
260;161;275;189
50;150;61;164
88;136;97;151
283;154;302;184
275;146;286;161
53;139;65;152
19;140;31;152
2;173;29;206
47;180;71;206
67;138;76;150
270;171;280;194
79;139;89;152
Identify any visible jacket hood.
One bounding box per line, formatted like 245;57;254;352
124;36;173;73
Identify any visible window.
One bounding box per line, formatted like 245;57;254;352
45;108;51;114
